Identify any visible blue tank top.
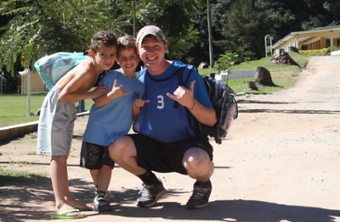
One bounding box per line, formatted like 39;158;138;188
133;61;211;142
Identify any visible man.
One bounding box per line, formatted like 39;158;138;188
109;25;217;209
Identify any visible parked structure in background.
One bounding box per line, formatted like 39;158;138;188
272;25;340;53
20;71;46;93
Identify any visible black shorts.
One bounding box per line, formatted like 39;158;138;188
130;134;213;175
80;142;115;169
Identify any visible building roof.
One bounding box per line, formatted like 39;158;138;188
272;25;340;50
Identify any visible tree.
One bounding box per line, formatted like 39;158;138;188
215;0;266;61
0;0;206;76
216;52;238;73
0;0;131;76
254;0;296;42
135;1;202;61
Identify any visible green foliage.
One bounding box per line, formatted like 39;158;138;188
232;52;309;72
0;0;203;79
136;1;201;61
215;0;266;61
299;48;329;56
216;52;238;73
0;0;131;77
227;73;296;95
1;0;340;85
199;52;309;95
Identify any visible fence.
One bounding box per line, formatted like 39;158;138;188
217;70;256;81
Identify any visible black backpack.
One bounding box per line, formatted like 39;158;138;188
176;65;238;144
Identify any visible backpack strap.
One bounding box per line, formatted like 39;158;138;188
173;64;202;138
174;65;195;108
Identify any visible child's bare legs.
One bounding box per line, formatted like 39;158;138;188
50;156;88;214
90;165;112;212
90;165;112;192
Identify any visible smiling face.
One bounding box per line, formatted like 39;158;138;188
116;47;140;78
138;35;168;75
91;45;117;71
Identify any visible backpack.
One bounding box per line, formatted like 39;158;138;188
34;52;88;90
177;65;238;144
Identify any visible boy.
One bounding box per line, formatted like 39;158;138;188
37;30;117;219
80;35;146;212
109;25;216;209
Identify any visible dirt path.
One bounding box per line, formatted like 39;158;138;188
1;56;340;222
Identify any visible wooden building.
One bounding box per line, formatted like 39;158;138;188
272;25;340;53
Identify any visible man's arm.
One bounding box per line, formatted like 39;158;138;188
187;98;216;127
167;80;217;127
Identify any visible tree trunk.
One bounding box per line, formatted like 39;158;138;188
254;66;276;86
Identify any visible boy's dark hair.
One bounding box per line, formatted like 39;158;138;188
90;30;117;52
117;35;137;57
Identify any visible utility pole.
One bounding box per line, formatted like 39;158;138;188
207;0;214;68
132;0;136;37
18;69;31;117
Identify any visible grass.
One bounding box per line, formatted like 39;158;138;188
0;93;94;127
0;167;48;186
199;52;310;94
0;53;310;127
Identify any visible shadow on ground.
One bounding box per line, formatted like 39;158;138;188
0;180;339;222
110;199;340;222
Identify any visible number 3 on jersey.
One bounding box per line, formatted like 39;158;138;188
157;95;164;109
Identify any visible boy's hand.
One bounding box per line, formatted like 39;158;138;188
109;79;131;98
93;85;109;98
133;98;150;108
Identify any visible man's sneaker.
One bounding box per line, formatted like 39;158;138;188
93;191;111;212
136;181;166;207
186;180;212;209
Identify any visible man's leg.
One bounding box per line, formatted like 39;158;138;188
109;136;166;208
109;136;145;175
183;147;214;209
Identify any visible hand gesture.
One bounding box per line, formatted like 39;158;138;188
167;80;196;109
133;98;150;108
109;79;131;98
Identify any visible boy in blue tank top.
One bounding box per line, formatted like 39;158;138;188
80;35;146;212
109;25;217;209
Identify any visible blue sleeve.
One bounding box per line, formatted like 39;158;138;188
186;69;212;106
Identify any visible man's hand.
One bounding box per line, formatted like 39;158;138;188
167;80;196;109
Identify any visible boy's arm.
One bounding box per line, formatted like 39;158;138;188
132;103;140;119
95;79;130;107
132;98;150;119
58;67;108;102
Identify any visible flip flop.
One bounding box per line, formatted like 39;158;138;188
73;202;93;211
51;209;86;219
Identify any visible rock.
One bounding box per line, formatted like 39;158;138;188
198;62;209;69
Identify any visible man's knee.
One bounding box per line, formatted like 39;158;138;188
184;148;210;164
109;136;134;160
